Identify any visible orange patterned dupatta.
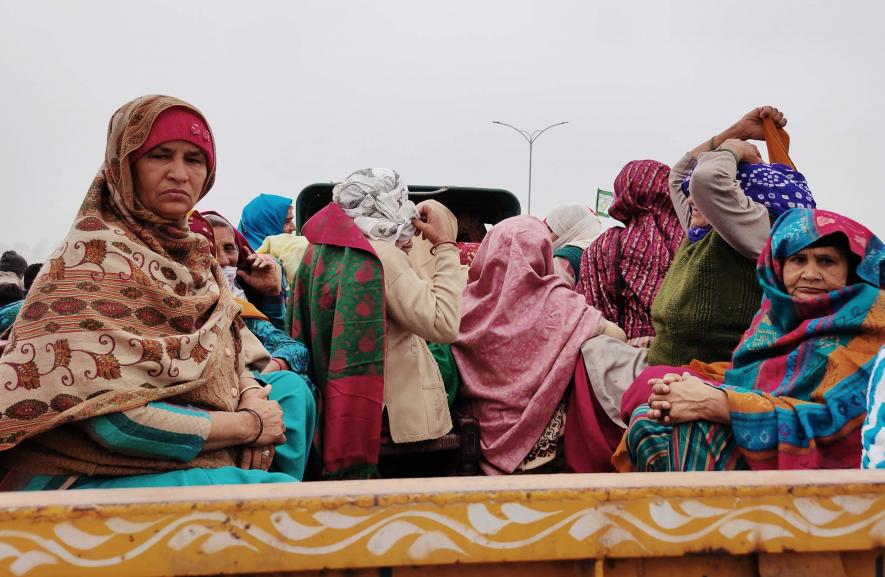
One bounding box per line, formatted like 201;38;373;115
0;96;243;452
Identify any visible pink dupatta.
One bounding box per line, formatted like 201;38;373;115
453;216;604;474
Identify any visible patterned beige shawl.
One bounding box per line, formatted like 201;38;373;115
0;95;242;453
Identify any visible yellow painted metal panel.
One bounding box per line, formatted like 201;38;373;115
0;471;882;576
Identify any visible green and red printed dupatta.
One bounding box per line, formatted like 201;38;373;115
289;203;385;478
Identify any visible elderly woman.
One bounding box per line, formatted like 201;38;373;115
0;96;315;490
189;211;313;386
291;169;461;478
576;160;684;348
545;205;603;287
453;216;625;475
621;209;884;471
238;193;295;250
647;106;817;366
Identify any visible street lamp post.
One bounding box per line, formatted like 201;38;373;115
492;120;568;215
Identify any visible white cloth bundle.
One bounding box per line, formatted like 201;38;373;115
332;168;418;248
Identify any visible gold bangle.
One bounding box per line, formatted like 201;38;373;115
430;240;458;256
238;384;263;398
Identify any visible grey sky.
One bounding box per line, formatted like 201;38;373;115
1;0;883;262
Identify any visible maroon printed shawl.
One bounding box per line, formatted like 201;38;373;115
576;160;684;341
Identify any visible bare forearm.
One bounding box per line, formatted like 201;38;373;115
704;388;731;425
203;410;257;451
689;125;743;159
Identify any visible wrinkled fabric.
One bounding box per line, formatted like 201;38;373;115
863;345;885;468
625;209;885;472
332;168;418;248
546;205;602;252
238;194;292;250
0;95;243;456
290;204;386;478
722;208;884;469
453;216;604;474
682;163;815;243
576;160;684;342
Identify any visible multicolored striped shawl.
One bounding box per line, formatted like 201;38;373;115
723;208;885;469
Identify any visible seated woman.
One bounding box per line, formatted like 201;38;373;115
0;96;315;490
238;193;296;250
862;345;885;469
453;216;625;475
622;209;884;472
576;160;684;348
291;169;460;478
545;205;602;288
647;106;815;366
189;211;313;389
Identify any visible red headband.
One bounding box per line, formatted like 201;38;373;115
129;106;214;168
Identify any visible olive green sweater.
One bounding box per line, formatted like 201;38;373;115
647;231;762;366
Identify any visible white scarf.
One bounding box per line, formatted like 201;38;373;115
547;205;603;251
332;168;418;248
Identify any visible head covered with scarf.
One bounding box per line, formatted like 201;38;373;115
681;161;816;242
332;168;419;249
453;216;604;474
0;95;246;453
576;159;684;342
545;205;602;252
238;194;293;250
723;208;885;469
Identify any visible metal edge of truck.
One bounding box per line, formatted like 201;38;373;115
0;469;883;576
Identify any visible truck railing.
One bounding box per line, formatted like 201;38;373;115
1;469;883;576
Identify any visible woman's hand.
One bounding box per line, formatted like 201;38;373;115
412;204;454;245
729;106;786;141
238;385;287;446
238;444;275;470
718;139;764;164
261;358;289;374
237;253;282;296
600;319;627;342
647;373;730;425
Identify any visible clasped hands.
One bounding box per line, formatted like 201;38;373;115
237;377;286;471
646;372;730;426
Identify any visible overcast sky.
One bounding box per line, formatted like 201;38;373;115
1;0;883;262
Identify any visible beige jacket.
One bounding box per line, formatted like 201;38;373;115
369;239;460;443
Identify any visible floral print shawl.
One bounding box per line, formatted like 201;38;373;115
0;95;243;452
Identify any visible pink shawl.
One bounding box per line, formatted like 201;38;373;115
453;216;604;474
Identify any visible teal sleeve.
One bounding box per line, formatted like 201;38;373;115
83;402;211;462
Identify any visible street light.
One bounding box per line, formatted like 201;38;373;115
492;120;568;215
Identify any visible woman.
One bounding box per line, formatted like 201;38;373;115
0;96;314;490
189;211;313;389
453;216;624;475
291;168;460;478
647;106;814;366
545;205;602;287
622;209;884;471
576;160;683;348
238;193;295;250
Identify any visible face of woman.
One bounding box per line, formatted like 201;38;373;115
132;141;208;220
283;206;295;234
687;197;710;228
782;246;850;298
212;225;239;267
